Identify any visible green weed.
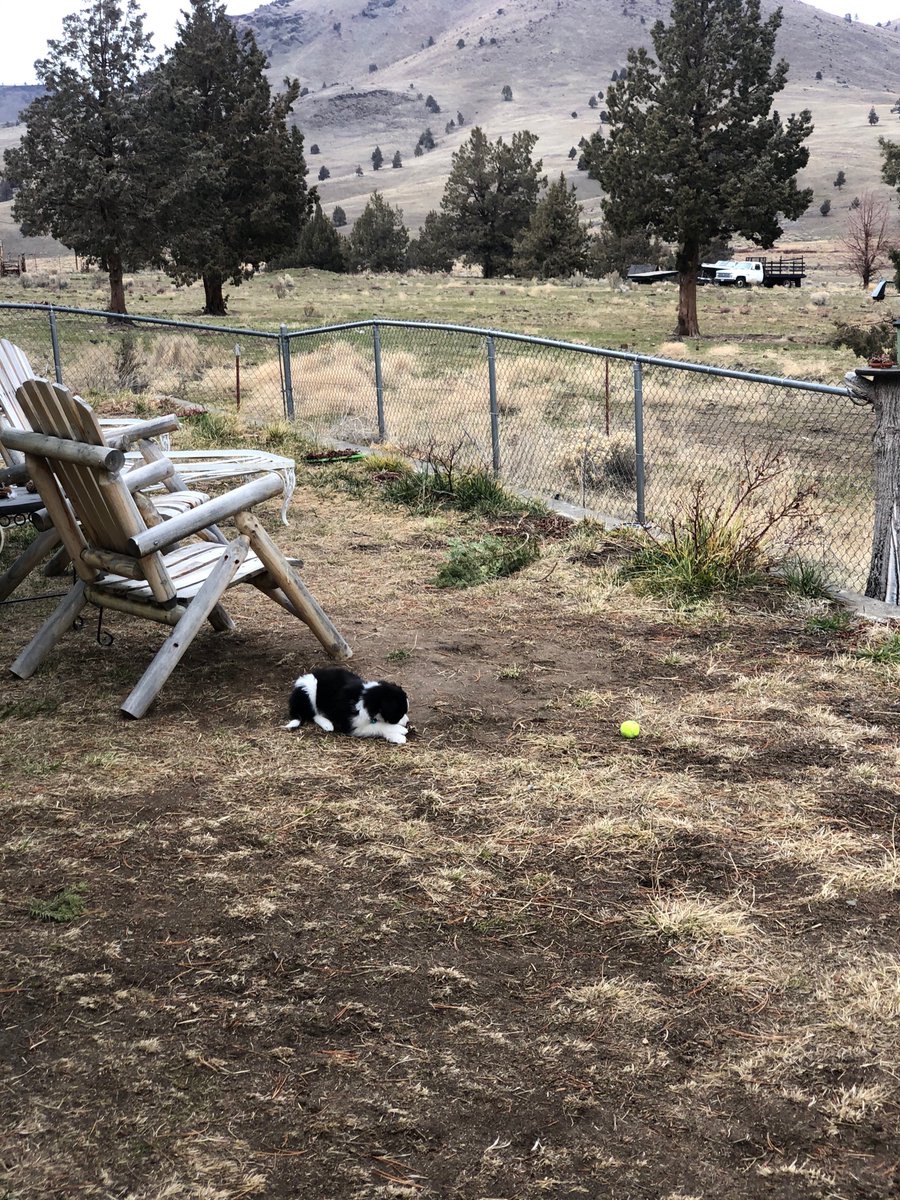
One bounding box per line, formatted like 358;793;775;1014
806;609;855;635
782;557;834;600
856;631;900;665
620;450;818;604
436;535;539;588
29;884;87;923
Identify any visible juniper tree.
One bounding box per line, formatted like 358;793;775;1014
371;145;384;170
440;127;544;278
150;0;313;315
3;0;160;314
584;0;812;336
407;210;455;273
332;205;347;227
512;173;590;279
347;192;409;272
294;203;346;272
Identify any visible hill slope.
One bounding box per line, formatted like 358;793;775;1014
233;0;900;236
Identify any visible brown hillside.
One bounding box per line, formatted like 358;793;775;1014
229;0;900;236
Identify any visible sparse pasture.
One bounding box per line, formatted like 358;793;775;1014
1;466;899;1199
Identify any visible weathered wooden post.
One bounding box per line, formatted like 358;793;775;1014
846;333;900;603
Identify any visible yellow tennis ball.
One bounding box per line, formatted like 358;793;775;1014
620;720;641;739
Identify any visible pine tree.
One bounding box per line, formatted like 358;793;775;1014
501;84;513;101
512;173;590;279
440;127;545;278
833;169;846;189
3;0;160;314
584;0;813;336
149;0;312;315
347;191;409;272
417;128;436;151
371;145;384;170
294;203;346;272
407;210;455;273
868;106;880;125
318;165;330;180
332;205;347;227
392;150;402;168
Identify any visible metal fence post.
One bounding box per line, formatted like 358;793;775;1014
487;335;500;475
633;358;646;525
373;323;386;441
279;324;295;420
48;307;63;384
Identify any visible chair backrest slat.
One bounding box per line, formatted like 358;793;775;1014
14;380;177;604
0;338;33;468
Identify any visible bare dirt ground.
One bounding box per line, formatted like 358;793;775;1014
1;477;899;1199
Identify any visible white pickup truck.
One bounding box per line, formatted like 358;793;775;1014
705;256;807;289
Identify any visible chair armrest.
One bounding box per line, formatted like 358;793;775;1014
123;459;175;493
1;428;125;472
102;414;181;449
0;462;30;486
126;471;284;556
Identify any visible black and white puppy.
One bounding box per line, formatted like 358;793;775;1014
286;667;410;745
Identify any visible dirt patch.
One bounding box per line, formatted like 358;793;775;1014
1;484;899;1199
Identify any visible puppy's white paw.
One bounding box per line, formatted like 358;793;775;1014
313;714;335;732
384;729;408;745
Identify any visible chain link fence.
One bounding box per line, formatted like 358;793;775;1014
0;302;874;591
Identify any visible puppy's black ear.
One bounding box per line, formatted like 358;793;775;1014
368;682;408;725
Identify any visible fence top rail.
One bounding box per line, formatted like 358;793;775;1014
0;300;280;340
286;317;853;398
0;301;853;398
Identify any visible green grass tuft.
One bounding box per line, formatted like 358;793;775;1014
435;535;539;588
29;884;87;923
782;557;835;600
855;631;900;665
806;609;855;635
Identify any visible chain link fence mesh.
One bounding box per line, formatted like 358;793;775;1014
0;303;876;592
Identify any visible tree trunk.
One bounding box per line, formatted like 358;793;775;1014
107;252;127;315
865;374;900;602
675;239;700;338
203;271;227;316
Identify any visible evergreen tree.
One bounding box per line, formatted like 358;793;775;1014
586;225;670;278
501;84;513;101
425;94;441;113
819;197;831;216
371;145;384;170
833;169;846;189
417;128;436;151
294;203;346;272
318;165;330;180
392;150;403;168
868;106;879;125
512;173;590;279
347;191;409;272
584;0;813;336
440;127;545;278
588;95;598;108
407;210;455;273
150;0;313;315
3;0;160;314
332;205;347;227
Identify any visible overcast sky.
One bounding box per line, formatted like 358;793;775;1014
1;0;898;86
1;1;251;86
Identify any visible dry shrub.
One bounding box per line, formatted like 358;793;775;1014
561;435;639;496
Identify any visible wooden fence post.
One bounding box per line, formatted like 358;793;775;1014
847;366;900;603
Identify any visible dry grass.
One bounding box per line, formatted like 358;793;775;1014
1;471;899;1198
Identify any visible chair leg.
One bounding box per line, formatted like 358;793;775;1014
234;510;352;661
43;544;73;577
120;537;250;720
208;603;236;632
0;526;61;602
10;581;89;679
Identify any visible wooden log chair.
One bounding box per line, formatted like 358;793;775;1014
1;380;351;719
0;340;225;601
